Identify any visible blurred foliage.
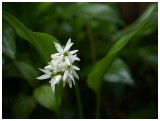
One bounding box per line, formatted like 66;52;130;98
2;2;158;119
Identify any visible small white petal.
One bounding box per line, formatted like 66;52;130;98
68;72;75;84
72;79;75;85
65;56;70;65
54;42;64;53
50;77;55;84
51;84;55;92
44;65;53;70
51;53;60;58
53;75;62;84
70;75;75;85
39;68;52;75
37;74;50;80
51;53;60;60
75;57;80;61
55;53;61;56
54;56;63;65
63;70;68;81
71;65;80;70
68;50;78;55
65;38;71;48
69;54;80;63
72;69;79;80
64;38;73;52
68;79;72;88
63;81;66;87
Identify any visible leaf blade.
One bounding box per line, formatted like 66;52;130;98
33;85;59;112
2;11;59;62
87;3;157;94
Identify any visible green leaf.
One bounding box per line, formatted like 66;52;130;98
2;11;60;62
15;61;39;87
33;84;63;113
112;4;158;41
2;22;16;59
63;3;123;25
87;3;157;94
138;47;158;66
104;58;134;85
12;93;36;119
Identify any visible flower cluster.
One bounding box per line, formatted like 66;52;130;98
37;38;80;92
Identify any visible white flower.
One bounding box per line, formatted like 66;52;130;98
62;64;80;88
37;38;80;93
53;38;80;65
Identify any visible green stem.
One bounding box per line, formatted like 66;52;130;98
74;82;83;118
96;93;101;119
85;19;96;62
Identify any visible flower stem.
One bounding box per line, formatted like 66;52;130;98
96;93;101;119
85;19;96;62
74;82;84;118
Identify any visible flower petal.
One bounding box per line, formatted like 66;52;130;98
69;54;80;63
54;56;63;65
75;57;80;61
44;65;53;70
71;69;79;80
53;75;62;84
65;56;70;65
68;72;75;85
63;81;66;87
71;65;80;70
63;70;68;81
64;38;73;52
68;78;72;88
68;50;78;55
51;84;55;93
37;74;50;80
39;68;52;74
50;77;55;84
51;53;60;59
54;42;63;53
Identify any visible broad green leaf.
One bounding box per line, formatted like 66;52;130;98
15;61;39;87
33;85;62;113
12;93;36;119
2;11;59;62
104;58;134;85
2;22;16;59
87;4;157;94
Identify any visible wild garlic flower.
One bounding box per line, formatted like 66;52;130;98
37;38;80;93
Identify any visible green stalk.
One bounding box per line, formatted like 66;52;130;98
74;82;84;118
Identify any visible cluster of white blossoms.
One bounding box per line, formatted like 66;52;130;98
37;38;80;92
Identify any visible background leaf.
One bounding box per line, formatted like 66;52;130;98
63;3;123;25
33;85;62;113
15;61;39;87
104;58;134;85
87;3;157;94
2;22;16;59
2;11;60;62
11;93;36;119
